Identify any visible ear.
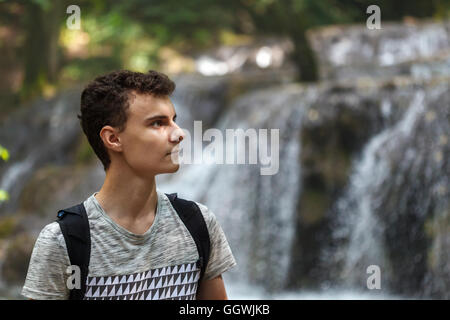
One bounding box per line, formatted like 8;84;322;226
100;125;123;152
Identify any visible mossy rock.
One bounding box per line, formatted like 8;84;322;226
299;190;330;226
19;164;82;216
425;207;450;270
0;216;19;239
300;125;353;196
1;233;35;285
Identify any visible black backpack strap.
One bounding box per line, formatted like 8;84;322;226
165;193;211;283
56;203;91;300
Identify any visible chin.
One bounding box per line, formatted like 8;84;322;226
164;163;180;173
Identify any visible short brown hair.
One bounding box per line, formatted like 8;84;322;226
78;70;176;171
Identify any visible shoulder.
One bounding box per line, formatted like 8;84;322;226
42;221;62;234
35;221;67;251
192;200;237;280
22;222;71;300
162;192;222;232
192;201;225;237
193;201;217;225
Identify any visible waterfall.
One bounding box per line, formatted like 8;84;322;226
0;89;81;213
321;81;449;298
330;91;425;291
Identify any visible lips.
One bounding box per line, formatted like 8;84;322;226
166;148;180;155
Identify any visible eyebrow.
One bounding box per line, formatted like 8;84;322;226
144;114;177;122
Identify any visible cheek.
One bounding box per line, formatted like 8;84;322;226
123;135;164;165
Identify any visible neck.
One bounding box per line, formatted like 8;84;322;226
94;161;158;222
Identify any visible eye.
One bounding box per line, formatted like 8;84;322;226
150;120;163;127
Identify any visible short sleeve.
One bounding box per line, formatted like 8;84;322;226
195;202;237;281
21;222;71;300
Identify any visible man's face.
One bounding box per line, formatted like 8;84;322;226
112;92;185;178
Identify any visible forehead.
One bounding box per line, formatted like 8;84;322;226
127;92;175;118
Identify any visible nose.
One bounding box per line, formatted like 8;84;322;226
170;123;185;143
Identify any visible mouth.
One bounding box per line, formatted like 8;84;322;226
166;149;180;156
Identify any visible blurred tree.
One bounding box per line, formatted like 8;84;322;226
114;0;330;81
338;0;449;20
118;0;235;54
0;0;448;99
225;0;357;81
226;0;449;81
21;0;71;99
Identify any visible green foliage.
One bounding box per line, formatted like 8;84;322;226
60;57;122;83
0;145;9;162
31;0;51;11
1;0;448;98
0;144;9;203
0;190;9;202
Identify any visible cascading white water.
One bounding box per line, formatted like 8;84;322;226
328;91;427;295
0;157;35;195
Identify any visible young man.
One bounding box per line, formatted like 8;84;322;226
22;70;236;300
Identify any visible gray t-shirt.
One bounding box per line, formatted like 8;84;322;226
21;189;236;300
